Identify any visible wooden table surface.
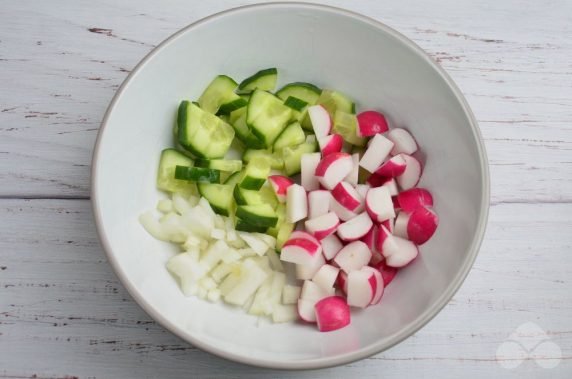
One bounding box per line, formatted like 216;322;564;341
1;0;571;377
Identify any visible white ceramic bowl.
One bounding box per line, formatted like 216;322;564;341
92;2;489;369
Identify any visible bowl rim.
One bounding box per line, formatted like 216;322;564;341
91;1;490;370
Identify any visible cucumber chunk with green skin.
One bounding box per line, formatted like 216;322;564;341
266;203;286;237
275;222;295;251
156;149;196;193
333;110;367;146
235;219;268;233
236;204;278;228
174;166;220;183
177;101;235;158
238;157;271;190
276;82;322;105
229;107;266;149
238;68;278;93
224;171;242;186
195;159;242;172
246;89;292;148
198;75;241;114
284;96;308;112
197;183;234;216
242;149;284;170
282;141;318;176
317;89;356;117
234;185;278;208
273;122;306;151
217;97;248;115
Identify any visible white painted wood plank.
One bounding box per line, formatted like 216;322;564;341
0;0;571;201
0;199;570;377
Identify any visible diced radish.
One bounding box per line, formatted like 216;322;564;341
359;134;394;172
305;212;340;240
315;152;354;190
315;296;351;332
268;175;294;203
301;279;334;301
344;153;360;186
330;197;359;221
374;154;407;177
356;110;389;136
387;128;418;155
392;196;400;209
298;298;317;322
321;234;344;260
355;184;371;199
312;264;340;291
336;271;348;294
333;240;371;273
318;134;344;157
289;230;320;245
365;186;395;223
308;190;331;219
361;266;384;304
382;236;419;267
407;207;438;245
360;224;378;252
396;154;422;190
366;173;387;187
375;225;398;256
280;237;322;265
331;181;363;212
347;268;377;308
371;260;398;286
380;218;394;234
337;212;373;242
296;253;325;280
397;188;434;212
286;184;308;223
369;250;383;265
301;153;321;191
308;105;332;138
383;178;399;196
394;212;410;238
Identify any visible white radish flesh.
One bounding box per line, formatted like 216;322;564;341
330;197;359;221
314;296;351;332
394;212;410;238
374;154;407;177
356;110;389;136
387;128;418;155
344;153;360;186
382;178;399;196
361;266;384;304
315;152;354;190
321;234;344;260
331;181;363;212
308;190;331;219
361;224;379;255
375;225;399;256
380;218;395;234
359;134;394;172
365;186;396;222
280;236;322;265
289;230;320;245
308;105;332;138
355;184;371;199
301;153;321;191
286;184;308;223
396;154;422;190
337;212;373;242
295;253;325;280
333;240;371;273
318;133;344;157
397;188;434;212
305;212;340;240
301;279;334;301
312;264;340;291
382;236;419;267
407;207;439;245
347;269;376;308
268;175;294;203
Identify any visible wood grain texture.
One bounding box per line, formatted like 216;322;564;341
0;0;571;378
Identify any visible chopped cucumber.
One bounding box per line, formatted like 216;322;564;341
234;185;278;208
198;75;241;114
243;149;284;170
238;157;271;190
246;89;292;148
238;68;278;93
156;149;196;193
276;82;322;105
217;97;248;115
273;122;305;151
333;110;367;146
236;204;278;228
283;96;308;112
174;166;220;183
266;203;285;237
281;141;318;176
235;219;268;233
195;159;242;172
178;101;235;158
275;222;295;251
317;89;356;116
228;107;266;149
224;171;242;186
197;183;234;216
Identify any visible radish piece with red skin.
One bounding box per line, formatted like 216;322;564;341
314;296;351;332
298;299;317;322
308;105;332;138
337;271;348;294
360;224;379;253
397;188;434;212
312;264;340;291
337;212;373;241
375;225;398;256
380;218;395;234
268;175;294;203
361;266;384;304
394;212;410;238
374;154;407;177
355;184;370;199
321;234;344;260
333;240;371;273
308;190;331;219
344;153;360;186
407;207;438;244
366;174;397;196
359;134;394;172
301;279;334;301
365;186;395;222
382;235;419;267
387;128;418;155
347;268;377;308
371;260;398;286
396;154;422;190
296;253;326;280
356;110;389;137
315;152;354;190
331;181;363;212
318;134;344;157
392;196;400;209
286;184;308;223
281;237;322;265
305;212;340;240
330;197;359;221
289;230;320;245
300;153;321;192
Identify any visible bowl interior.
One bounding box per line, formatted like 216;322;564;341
93;3;488;369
